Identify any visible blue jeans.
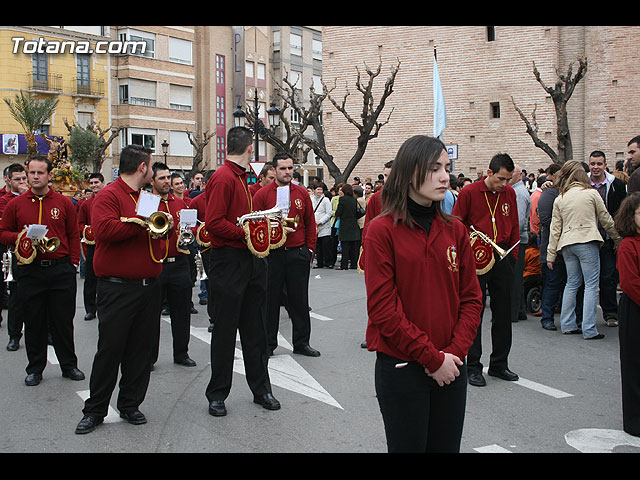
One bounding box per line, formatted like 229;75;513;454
559;242;600;338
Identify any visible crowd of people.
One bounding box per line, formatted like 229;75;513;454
0;127;638;452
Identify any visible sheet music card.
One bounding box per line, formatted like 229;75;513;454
137;190;161;218
179;209;197;227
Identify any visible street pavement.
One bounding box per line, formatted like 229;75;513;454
0;266;639;453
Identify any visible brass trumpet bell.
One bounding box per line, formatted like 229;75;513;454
37;236;60;254
284;215;299;229
148;211;170;237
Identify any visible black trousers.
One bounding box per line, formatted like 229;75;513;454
468;253;515;374
202;248;213;324
16;258;78;375
340;239;360;269
83;244;97;315
205;247;271;402
152;255;192;364
618;293;640;436
7;251;24;340
375;352;468;453
83;277;161;418
265;245;313;352
315;235;331;267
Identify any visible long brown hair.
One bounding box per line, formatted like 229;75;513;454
554;160;591;195
615;192;640;238
381;135;451;227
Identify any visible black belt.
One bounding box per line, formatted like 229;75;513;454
22;256;70;268
100;276;156;287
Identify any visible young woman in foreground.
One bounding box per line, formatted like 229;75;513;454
363;135;483;453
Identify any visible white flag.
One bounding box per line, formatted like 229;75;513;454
433;51;447;141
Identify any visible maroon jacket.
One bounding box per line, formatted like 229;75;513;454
91;177;164;279
252;181;317;252
158;193;189;258
452;177;520;259
364;212;482;373
0;188;81;265
205;160;252;250
617;234;640;306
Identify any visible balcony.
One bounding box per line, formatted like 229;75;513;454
27;72;63;93
73;78;105;97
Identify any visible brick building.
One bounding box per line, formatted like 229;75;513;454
321;26;640;183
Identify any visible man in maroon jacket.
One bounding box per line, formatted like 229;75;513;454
77;172;104;321
150;162;196;368
253;152;319;357
204;126;279;417
0;156;83;387
76;144;169;434
452;153;520;387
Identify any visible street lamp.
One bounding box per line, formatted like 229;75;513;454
233;89;280;161
161;139;169;163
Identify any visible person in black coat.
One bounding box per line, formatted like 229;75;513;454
334;183;364;270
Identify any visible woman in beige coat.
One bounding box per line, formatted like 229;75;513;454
547;161;621;339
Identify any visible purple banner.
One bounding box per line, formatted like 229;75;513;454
1;133;54;155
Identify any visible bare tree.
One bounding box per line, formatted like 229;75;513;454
512;57;587;164
260;57;400;186
184;130;215;183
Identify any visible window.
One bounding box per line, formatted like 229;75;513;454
216;55;225;85
273;31;280;52
32;52;48;89
245;61;254;79
257;63;266;81
169;37;192;65
170;84;192;111
490;102;500;119
312;39;322;60
77;112;92;128
290;33;302;56
487;26;495;42
169;131;193;156
216;136;226;165
216;96;225;125
121;28;155;58
124;79;157;107
76;53;91;94
128;128;156;151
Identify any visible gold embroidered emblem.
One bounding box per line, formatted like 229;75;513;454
50;207;60;219
447;245;458;272
501;203;510;216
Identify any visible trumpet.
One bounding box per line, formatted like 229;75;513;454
2;251;13;283
195;250;207;281
148;211;171;238
177;225;195;248
470;226;508;260
284;214;299;229
237;206;282;226
35;236;60;254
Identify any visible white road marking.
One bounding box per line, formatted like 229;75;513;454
76;390;122;424
47;345;59;365
483;368;573;398
473;444;513;453
565;428;640;453
310;312;333;321
182;320;342;409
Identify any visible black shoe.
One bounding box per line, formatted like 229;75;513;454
585;333;605;340
468;372;486;387
84;312;96;321
25;373;42;386
563;329;582;335
75;415;103;434
62;368;85;381
253;393;281;411
208;400;227;416
360;340;367;348
161;308;170;316
487;368;519;381
208;324;213;333
541;322;557;331
293;345;321;357
119;409;147;425
6;337;19;351
199;298;208;305
174;357;197;367
190;306;198;314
